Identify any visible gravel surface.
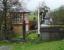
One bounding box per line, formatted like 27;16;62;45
0;46;12;50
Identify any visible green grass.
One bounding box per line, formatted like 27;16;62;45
0;33;64;50
0;40;64;50
11;40;64;50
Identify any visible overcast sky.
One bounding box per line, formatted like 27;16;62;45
20;0;64;11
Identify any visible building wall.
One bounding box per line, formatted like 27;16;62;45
10;13;29;34
13;24;23;34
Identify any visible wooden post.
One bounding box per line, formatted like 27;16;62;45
23;13;26;41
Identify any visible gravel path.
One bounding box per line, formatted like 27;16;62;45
0;46;12;50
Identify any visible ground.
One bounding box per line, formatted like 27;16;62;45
0;40;64;50
0;33;64;50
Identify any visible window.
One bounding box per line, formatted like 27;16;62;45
12;13;22;23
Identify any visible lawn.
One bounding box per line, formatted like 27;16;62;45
0;33;64;50
0;39;64;50
12;40;64;50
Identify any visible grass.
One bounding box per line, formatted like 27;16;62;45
0;33;64;50
12;40;64;50
0;39;64;50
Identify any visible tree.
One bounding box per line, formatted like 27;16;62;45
0;0;24;40
51;6;64;25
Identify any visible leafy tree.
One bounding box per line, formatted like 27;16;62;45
51;6;64;25
0;0;24;40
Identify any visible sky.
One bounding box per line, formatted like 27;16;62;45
20;0;64;11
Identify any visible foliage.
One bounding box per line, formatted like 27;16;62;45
0;0;24;39
27;33;38;41
50;6;64;25
29;12;38;21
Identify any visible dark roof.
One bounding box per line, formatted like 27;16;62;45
10;7;30;13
